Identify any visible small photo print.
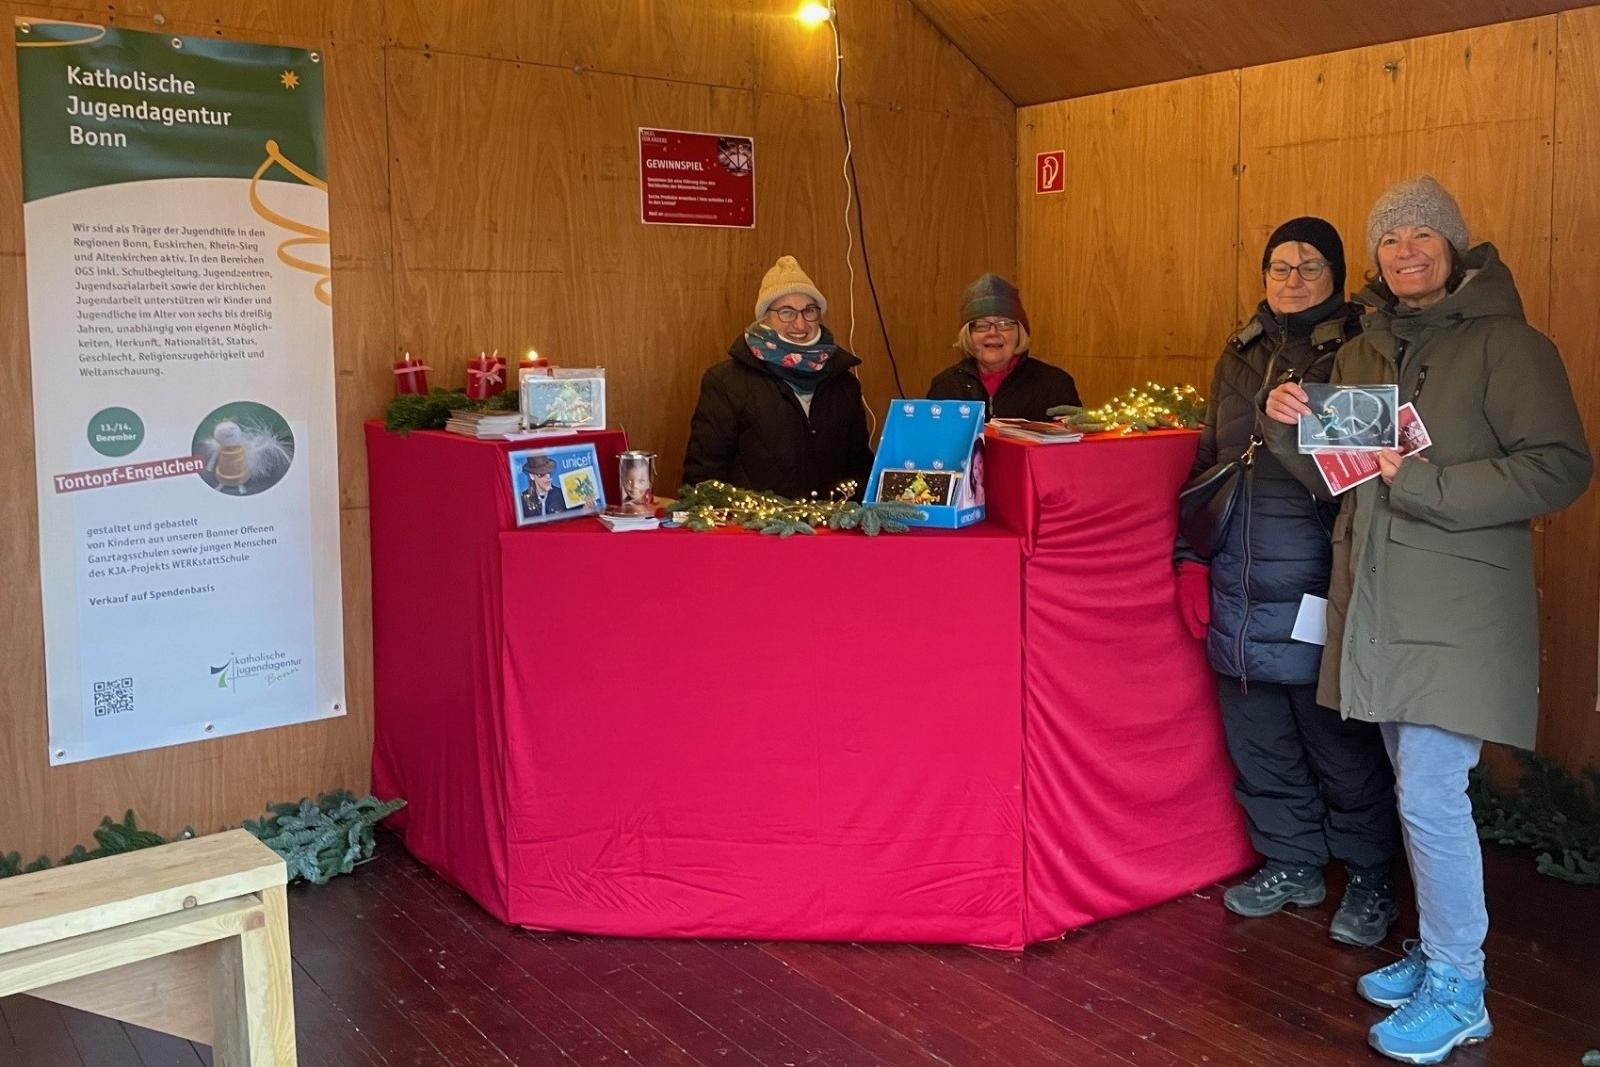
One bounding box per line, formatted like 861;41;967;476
1297;384;1400;452
878;469;957;506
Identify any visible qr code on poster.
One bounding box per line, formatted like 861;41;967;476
93;676;134;717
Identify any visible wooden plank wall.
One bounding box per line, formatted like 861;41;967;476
1018;11;1600;772
0;1;1016;860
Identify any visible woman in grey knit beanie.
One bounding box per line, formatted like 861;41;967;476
1261;173;1593;1064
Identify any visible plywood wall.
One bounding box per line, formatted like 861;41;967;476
0;1;1015;860
1019;11;1600;772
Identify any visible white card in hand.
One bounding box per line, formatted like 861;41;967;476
1292;594;1329;645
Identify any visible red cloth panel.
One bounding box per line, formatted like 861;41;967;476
496;521;1029;946
365;422;628;920
986;431;1255;937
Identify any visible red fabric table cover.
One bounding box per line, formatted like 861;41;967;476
984;430;1254;937
365;422;629;916
367;421;1253;948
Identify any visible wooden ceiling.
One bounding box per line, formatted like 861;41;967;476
904;0;1591;104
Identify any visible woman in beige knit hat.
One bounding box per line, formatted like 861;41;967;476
682;255;872;499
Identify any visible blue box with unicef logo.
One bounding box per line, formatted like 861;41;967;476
866;399;987;529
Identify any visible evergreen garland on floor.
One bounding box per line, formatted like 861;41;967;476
1469;752;1600;886
385;388;518;434
242;791;406;885
0;791;404;885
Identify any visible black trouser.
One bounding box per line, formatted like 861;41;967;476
1216;675;1400;871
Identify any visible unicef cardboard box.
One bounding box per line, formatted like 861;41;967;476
866;399;987;529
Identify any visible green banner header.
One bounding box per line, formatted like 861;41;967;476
14;18;326;202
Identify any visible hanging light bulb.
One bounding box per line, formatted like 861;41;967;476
797;2;832;26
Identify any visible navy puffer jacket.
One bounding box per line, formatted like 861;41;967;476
1183;294;1359;685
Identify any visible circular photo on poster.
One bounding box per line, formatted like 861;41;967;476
191;401;295;497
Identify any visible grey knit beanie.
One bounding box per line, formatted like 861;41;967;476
1365;175;1469;255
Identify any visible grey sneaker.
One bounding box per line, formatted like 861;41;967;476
1223;863;1326;918
1330;868;1400;947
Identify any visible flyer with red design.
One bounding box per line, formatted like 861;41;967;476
1313;403;1431;495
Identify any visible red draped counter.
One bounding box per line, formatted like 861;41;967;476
366;421;1251;948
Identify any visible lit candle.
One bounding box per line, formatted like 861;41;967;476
465;350;505;400
392;350;431;395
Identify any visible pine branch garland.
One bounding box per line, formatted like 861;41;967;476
385;388;518;434
670;480;923;536
1470;752;1600;886
1047;382;1205;434
0;792;405;886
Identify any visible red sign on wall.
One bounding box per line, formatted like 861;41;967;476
1035;150;1065;194
638;127;755;228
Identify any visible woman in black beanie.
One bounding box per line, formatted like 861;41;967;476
1174;216;1402;946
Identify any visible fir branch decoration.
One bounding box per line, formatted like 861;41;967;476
669;480;923;536
1047;382;1205;435
0;793;405;885
385;388;518;434
242;791;407;885
0;811;191;879
1469;752;1600;886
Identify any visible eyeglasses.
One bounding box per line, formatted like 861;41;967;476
970;318;1018;334
772;305;822;323
1265;259;1329;281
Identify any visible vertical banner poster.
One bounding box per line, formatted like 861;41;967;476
638;127;754;228
14;19;345;764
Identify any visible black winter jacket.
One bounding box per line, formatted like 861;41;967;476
926;354;1081;421
1185;296;1360;686
682;330;874;499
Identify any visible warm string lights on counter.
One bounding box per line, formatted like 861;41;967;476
669;480;921;536
1049;382;1205;435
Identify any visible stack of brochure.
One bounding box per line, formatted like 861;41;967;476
445;410;523;438
597;509;660;533
988;418;1084;445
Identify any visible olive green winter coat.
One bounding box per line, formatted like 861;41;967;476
1262;243;1592;748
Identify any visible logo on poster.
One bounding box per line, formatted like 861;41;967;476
209;649;303;692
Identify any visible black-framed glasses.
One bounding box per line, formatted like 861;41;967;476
772;305;822;323
1266;259;1329;281
970;318;1018;334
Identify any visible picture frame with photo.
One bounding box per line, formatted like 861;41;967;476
521;369;607;431
507;443;606;526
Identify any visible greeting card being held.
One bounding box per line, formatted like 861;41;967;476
1313;403;1432;495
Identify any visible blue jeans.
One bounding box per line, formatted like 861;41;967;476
1380;721;1487;979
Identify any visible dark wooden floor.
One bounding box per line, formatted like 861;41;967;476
3;837;1595;1066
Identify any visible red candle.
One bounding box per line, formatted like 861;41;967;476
392;350;430;395
465;351;505;400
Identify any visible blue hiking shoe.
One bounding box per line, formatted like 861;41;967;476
1368;961;1492;1064
1358;940;1428;1007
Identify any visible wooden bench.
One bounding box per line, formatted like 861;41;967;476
0;829;297;1065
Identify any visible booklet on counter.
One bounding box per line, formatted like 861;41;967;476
987;418;1084;444
1312;403;1432;495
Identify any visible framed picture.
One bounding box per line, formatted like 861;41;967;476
1297;384;1400;452
507;443;605;526
521;371;606;431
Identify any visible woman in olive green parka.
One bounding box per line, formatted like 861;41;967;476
1264;176;1591;1065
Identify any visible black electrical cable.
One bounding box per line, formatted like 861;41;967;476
829;6;907;399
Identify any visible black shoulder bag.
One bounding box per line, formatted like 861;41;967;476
1176;349;1284;560
1177;435;1258;560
